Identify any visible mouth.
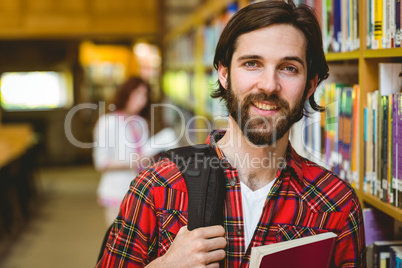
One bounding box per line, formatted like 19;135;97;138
252;101;279;111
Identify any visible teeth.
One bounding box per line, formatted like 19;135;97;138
253;102;278;111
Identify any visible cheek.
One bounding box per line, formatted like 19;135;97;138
283;79;306;98
230;72;256;96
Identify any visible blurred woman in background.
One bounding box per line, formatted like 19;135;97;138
92;76;151;225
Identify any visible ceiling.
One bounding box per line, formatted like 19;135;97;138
0;0;203;41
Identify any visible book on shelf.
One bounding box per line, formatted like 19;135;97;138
314;0;323;33
341;86;355;184
350;78;360;188
389;246;402;268
396;0;401;47
383;0;390;48
290;64;360;184
353;0;360;50
322;0;333;52
373;0;384;49
332;0;342;52
367;0;376;49
374;241;402;268
345;0;359;51
379;63;402;205
372;90;381;198
292;63;359;183
368;0;402;48
381;95;389;203
395;93;402;208
325;0;359;52
341;0;348;52
389;94;395;205
249;232;337;268
365;92;375;195
364;65;402;207
364;106;369;193
389;0;397;48
393;93;399;208
363;208;394;246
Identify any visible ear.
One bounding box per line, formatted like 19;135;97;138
218;63;229;90
306;74;318;99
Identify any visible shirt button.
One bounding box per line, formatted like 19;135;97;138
236;229;243;236
229;179;236;187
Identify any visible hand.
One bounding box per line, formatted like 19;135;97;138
147;225;226;268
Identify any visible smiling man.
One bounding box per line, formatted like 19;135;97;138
96;1;366;267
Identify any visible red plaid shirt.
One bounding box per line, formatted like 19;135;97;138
97;130;366;268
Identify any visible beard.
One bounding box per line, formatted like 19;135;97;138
225;76;307;147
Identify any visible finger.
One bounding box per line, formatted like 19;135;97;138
206;262;221;268
196;225;225;239
205;236;227;251
205;249;226;264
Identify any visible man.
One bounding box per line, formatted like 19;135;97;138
97;1;366;267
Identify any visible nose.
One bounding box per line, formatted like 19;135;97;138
256;68;281;94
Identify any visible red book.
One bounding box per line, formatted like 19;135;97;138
249;232;337;268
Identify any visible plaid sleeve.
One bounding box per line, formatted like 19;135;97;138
333;192;366;268
96;167;159;267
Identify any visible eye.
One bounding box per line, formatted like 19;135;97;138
283;66;298;73
244;61;259;68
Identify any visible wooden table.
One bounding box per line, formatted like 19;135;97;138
0;124;35;169
0;123;36;237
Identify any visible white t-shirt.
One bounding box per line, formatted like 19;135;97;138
240;179;276;250
93;113;178;207
93;112;147;207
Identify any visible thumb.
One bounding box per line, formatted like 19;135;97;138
177;225;189;235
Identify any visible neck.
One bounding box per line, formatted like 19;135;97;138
217;117;289;191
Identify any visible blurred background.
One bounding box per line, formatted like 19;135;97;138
1;0;399;267
0;0;238;267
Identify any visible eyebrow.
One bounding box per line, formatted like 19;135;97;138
282;56;305;68
237;55;263;61
236;55;305;68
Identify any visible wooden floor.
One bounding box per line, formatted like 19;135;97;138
0;165;108;268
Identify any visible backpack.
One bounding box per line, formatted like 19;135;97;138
164;144;226;230
97;144;226;262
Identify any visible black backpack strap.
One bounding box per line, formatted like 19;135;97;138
164;144;225;231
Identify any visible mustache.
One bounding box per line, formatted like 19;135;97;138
242;93;289;109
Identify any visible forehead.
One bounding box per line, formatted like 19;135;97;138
233;24;307;62
132;84;147;93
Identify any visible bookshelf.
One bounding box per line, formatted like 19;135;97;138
162;0;402;224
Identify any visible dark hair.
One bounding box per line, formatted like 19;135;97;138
113;76;151;117
212;0;329;112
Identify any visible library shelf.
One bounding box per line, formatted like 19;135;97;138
363;48;402;59
164;0;234;43
163;0;402;226
325;51;360;62
165;64;196;72
361;193;402;223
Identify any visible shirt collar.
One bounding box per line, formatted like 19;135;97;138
206;130;304;182
206;130;231;168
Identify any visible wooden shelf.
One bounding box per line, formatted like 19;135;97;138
363;48;402;59
325;51;360;62
165;63;196;71
361;193;402;222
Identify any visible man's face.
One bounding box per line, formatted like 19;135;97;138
218;24;317;146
